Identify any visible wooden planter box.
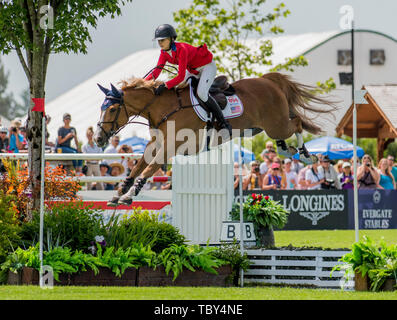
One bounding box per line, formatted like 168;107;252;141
354;271;369;291
7;265;232;287
8;267;137;286
137;265;233;287
72;267;137;286
355;271;396;291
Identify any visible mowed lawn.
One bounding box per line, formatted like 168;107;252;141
0;230;396;300
1;286;396;300
274;229;397;248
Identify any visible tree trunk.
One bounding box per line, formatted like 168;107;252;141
26;29;46;220
257;225;275;248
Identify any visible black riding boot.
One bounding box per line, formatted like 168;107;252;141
205;96;232;137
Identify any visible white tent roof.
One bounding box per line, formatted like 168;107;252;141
46;30;339;145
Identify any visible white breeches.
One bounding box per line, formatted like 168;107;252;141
183;60;217;102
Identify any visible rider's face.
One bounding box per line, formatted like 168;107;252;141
158;38;171;50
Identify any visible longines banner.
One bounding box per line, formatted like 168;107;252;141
233;190;350;230
347;189;397;230
233;189;397;230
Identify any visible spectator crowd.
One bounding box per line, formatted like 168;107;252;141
234;142;397;191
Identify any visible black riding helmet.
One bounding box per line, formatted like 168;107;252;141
153;24;177;41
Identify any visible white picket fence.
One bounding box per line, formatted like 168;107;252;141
244;249;354;289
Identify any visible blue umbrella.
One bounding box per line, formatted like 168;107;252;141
119;136;149;154
292;136;364;160
234;144;255;164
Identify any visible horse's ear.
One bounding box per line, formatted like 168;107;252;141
97;83;109;95
110;83;120;97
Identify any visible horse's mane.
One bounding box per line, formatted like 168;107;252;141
119;77;163;93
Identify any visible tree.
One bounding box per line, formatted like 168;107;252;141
173;0;335;88
0;58;28;120
0;0;133;217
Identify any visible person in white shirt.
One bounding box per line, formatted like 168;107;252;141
103;135;120;165
82;126;104;190
317;155;341;189
305;161;325;190
284;158;297;190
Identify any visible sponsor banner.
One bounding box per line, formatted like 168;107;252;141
234;190;349;230
347;189;397;229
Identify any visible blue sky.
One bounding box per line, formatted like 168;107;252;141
1;0;397;104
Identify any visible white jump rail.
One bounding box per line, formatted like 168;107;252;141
244;249;354;290
72;176;171;183
0;153;141;161
0;153;172;185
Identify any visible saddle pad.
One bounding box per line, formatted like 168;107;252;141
189;79;244;122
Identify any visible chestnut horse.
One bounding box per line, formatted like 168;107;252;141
94;72;336;206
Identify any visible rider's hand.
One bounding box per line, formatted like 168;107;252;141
154;83;166;95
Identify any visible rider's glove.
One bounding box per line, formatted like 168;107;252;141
154;83;166;95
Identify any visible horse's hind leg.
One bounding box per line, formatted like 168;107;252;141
295;132;318;164
275;117;301;157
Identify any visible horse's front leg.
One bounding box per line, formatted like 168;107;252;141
107;140;157;207
118;144;167;205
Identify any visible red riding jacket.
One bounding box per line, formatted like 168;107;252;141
145;42;213;89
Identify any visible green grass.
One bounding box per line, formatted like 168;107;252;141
274;229;397;249
1;286;396;300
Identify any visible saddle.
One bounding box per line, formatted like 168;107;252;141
189;75;236;110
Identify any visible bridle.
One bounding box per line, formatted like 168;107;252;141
97;65;197;141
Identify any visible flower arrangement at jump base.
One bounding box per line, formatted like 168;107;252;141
231;193;289;247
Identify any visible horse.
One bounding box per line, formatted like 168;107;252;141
94;72;337;206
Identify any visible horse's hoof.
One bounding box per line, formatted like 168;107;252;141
299;154;318;165
277;148;291;157
288;146;298;156
278;146;298;158
107;197;120;207
299;154;312;164
118;195;133;206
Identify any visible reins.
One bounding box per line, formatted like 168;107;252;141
98;66;203;139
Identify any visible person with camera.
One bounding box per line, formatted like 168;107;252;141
243;161;261;190
262;162;283;190
56;113;83;173
8;121;24;153
305;160;325;190
318;155;341;189
357;154;380;189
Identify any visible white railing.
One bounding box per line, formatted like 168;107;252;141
244;249;354;290
0;153;141;161
73;176;171;183
0;153;172;186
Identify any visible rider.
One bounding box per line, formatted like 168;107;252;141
145;24;232;136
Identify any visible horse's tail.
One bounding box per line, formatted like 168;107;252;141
262;72;339;135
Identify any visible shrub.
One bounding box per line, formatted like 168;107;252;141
19;201;104;252
104;208;186;253
156;244;226;281
0;191;21;264
0;160;81;221
211;241;251;285
332;236;397;291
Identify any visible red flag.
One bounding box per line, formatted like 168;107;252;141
32;98;45;116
